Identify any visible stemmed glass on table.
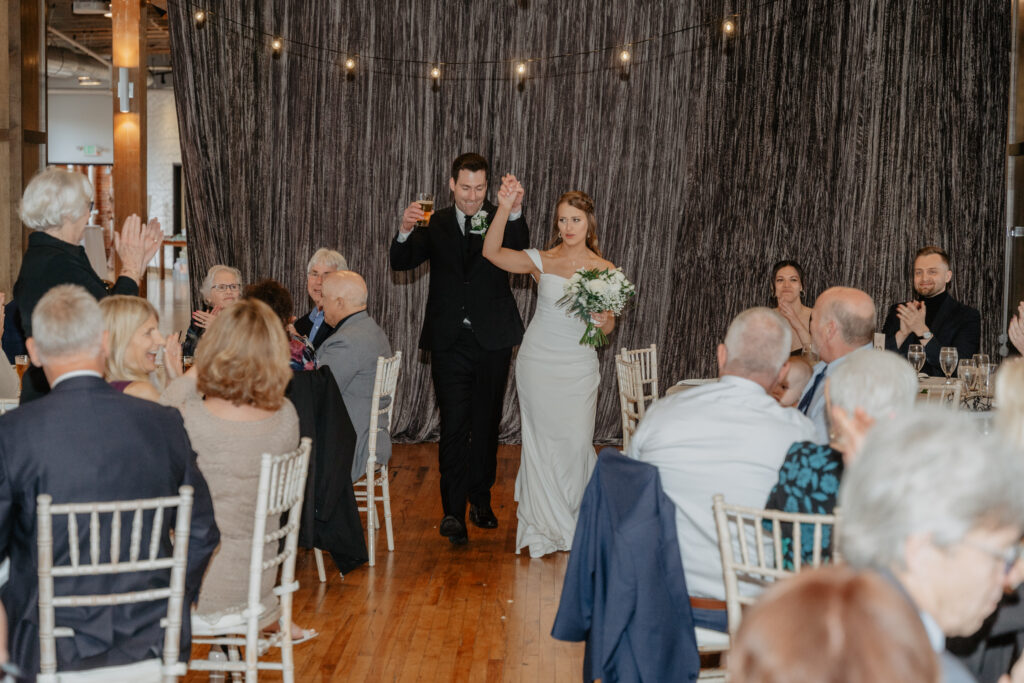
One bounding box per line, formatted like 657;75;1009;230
939;347;958;385
958;359;976;395
907;345;926;374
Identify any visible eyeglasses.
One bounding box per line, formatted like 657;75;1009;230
963;540;1023;574
210;284;240;292
307;271;333;280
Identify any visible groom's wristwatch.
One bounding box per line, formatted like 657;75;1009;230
920;330;933;340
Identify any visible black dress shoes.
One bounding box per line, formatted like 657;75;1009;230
439;515;468;545
469;503;498;529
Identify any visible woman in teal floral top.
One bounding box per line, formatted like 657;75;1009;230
764;348;919;568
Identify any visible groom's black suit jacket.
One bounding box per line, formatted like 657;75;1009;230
390;201;529;351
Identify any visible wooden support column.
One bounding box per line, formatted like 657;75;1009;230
0;0;23;295
112;0;148;294
0;0;45;294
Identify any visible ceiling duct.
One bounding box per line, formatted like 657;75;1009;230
47;47;154;86
72;1;109;15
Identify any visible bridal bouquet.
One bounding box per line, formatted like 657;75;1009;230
556;268;636;348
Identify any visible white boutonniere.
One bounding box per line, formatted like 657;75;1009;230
470;211;489;236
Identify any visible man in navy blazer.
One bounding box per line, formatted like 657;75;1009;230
882;245;980;376
0;285;219;678
390;153;528;544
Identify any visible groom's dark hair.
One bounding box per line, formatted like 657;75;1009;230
451;153;489;181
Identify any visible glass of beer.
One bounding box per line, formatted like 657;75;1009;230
416;192;433;227
14;355;28;383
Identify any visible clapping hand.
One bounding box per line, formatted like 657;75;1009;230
163;331;184;380
896;300;926;336
192;305;222;329
400;201;425;234
1009;301;1024;354
114;215;163;282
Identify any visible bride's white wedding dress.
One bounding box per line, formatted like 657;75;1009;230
515;249;599;558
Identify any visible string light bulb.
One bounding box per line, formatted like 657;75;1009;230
271;36;284;55
515;62;527;76
193;9;206;25
430;65;441;80
722;19;736;36
619;49;631;63
344;57;356;71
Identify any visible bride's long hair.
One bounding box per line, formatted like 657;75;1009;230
545;191;602;257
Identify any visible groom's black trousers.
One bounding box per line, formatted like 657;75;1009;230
431;327;513;519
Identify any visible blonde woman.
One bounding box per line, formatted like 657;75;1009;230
99;295;174;401
161;299;315;642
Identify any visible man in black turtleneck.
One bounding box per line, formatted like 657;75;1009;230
882;245;980;376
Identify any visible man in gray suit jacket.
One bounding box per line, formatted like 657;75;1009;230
316;271;393;483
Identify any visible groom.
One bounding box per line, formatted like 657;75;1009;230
390;153;529;544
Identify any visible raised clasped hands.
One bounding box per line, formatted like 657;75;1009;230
499;173;524;213
114;215;163;282
896;300;926;336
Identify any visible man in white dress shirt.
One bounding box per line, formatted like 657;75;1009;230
628;307;815;632
797;286;876;443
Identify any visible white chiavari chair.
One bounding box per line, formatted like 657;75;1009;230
615;356;645;451
189;438;311;683
352;351;402;567
620;344;659;408
695;494;839;676
36;486;195;682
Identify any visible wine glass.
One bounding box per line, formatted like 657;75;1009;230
958;359;976;395
939;347;958;384
972;353;989;370
907;344;925;374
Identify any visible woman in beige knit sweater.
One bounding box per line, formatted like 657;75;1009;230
162;298;315;642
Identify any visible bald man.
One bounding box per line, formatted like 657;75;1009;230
317;271;393;482
798;286;877;443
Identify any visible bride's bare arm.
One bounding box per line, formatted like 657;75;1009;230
482;176;536;275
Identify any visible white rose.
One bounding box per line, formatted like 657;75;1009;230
585;279;608;295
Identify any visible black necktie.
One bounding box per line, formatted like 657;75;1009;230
798;365;827;415
463;213;474;256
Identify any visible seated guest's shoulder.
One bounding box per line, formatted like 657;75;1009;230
160;375;202;410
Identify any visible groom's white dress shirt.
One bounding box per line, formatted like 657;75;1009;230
628;375;816;600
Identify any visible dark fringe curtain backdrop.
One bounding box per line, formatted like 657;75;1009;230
167;0;1009;444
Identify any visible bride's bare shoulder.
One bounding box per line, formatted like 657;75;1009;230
594;257;616;271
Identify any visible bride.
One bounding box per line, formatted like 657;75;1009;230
483;176;616;558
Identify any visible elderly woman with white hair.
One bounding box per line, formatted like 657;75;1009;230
839;409;1024;683
12;167;162;401
764;348;918;567
294;247;348;349
180;264;242;356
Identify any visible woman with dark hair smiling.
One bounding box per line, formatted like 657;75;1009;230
769;260;813;357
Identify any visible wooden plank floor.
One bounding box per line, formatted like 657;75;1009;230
183;443;585;682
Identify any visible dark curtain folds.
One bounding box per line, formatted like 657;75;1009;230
168;0;1009;444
